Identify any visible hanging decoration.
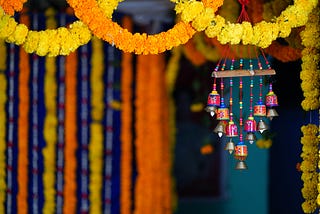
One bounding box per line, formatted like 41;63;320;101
206;0;279;170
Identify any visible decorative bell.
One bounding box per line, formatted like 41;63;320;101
216;105;230;121
226;121;238;137
267;108;279;120
235;161;248;170
234;142;248;170
224;140;235;154
245;132;256;144
244;116;256;132
205;90;220;117
254;101;266;117
214;121;226;138
257;119;268;133
266;90;278;107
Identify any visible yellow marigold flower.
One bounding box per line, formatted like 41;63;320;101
241;21;253;45
23;31;40;53
192;8;214;32
6;24;28;45
36;31;51;56
181;1;204;23
302;200;317;213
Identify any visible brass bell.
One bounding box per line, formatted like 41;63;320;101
267;108;279;120
224;140;235;154
245;132;256;144
205;106;217;117
235;161;248;170
257;119;268;133
214;121;226;138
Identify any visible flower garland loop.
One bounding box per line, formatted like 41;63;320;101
66;0;223;55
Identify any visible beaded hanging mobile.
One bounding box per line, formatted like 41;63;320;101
205;0;279;170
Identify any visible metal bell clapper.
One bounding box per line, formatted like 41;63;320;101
224;139;235;154
205;89;220;117
234;142;248;170
257;119;268;133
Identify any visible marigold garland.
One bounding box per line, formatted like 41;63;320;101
300;124;319;213
0;7;91;56
165;47;182;210
89;36;104;214
42;8;58;214
66;0;223;54
0;39;7;214
300;4;320;111
17;11;29;214
120;16;133;214
63;49;78;214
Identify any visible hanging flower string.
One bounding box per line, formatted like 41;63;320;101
120;16;133;214
0;39;7;214
63;45;78;214
300;124;319;213
42;8;58;214
299;4;320;111
17;11;30;214
89;36;104;214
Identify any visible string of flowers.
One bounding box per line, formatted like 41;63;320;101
0;39;7;214
134;54;150;214
63;46;78;214
0;6;91;57
17;11;30;214
157;54;172;214
300;124;319;213
299;4;320;111
120;16;133;214
66;0;223;55
42;8;58;214
89;36;104;214
165;47;181;211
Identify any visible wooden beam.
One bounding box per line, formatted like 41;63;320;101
212;69;276;78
